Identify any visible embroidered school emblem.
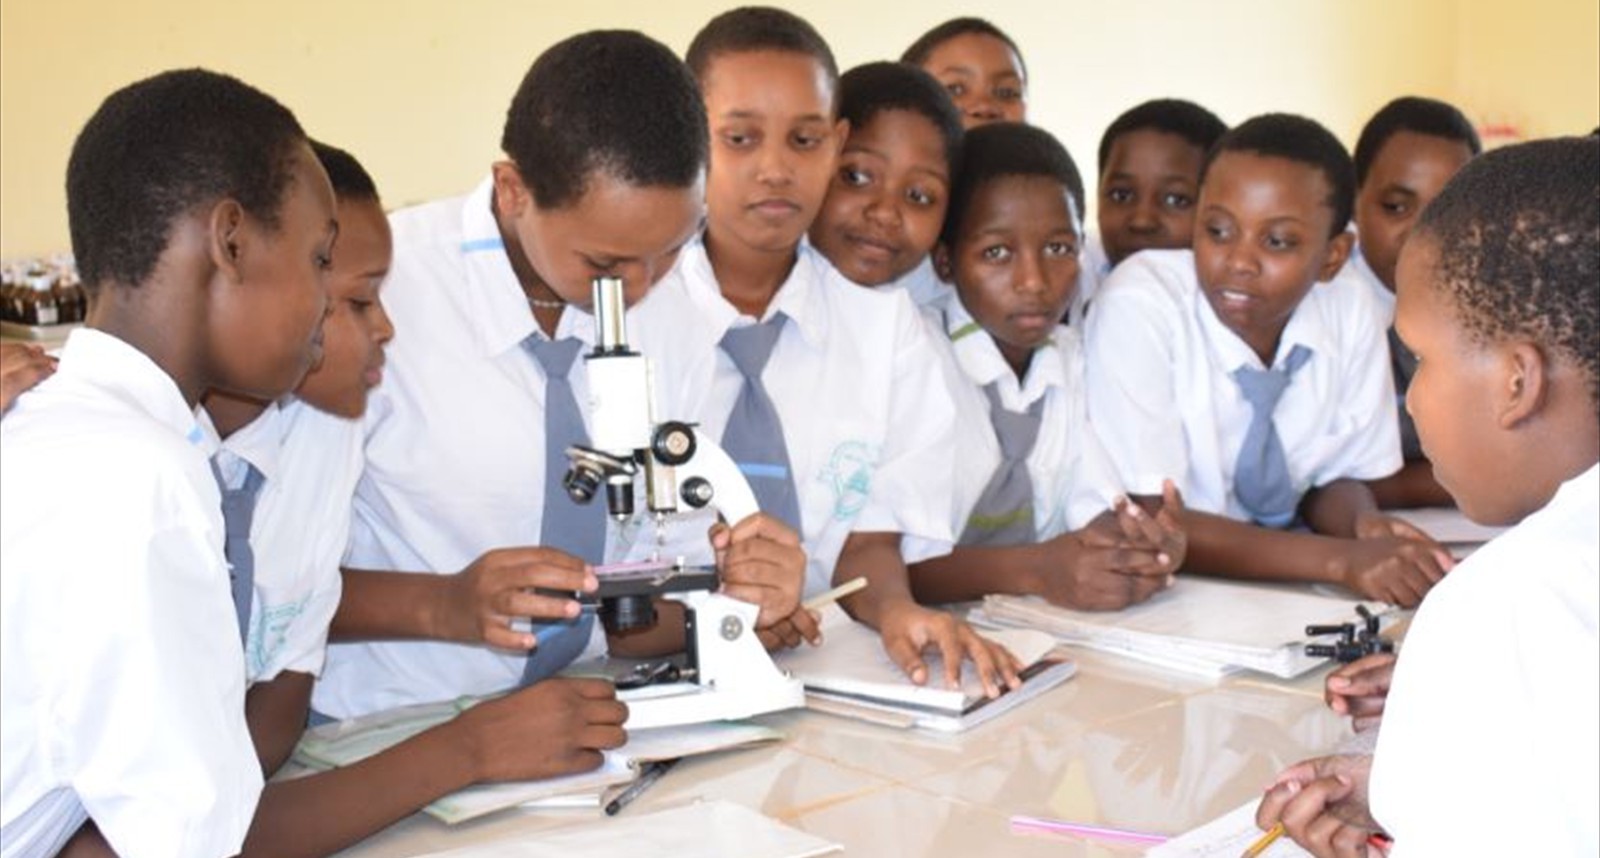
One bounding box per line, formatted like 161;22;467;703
818;441;880;522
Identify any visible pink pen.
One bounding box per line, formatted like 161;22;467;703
1009;814;1170;846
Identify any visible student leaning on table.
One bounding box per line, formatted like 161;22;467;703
1254;136;1599;858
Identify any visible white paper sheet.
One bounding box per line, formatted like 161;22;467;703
977;578;1388;679
1146;799;1313;857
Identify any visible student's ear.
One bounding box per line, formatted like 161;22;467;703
491;160;532;219
207;199;248;282
1499;341;1550;429
932;242;954;283
1316;229;1356;282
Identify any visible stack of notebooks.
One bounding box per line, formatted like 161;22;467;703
294;698;781;824
973;577;1390;680
775;604;1077;732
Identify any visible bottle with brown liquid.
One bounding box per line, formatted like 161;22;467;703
20;271;59;325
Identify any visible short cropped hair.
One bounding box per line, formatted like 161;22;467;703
1201;113;1356;238
1097;98;1228;174
66;68;306;292
1353;96;1482;188
943;122;1084;245
838;62;964;171
900;17;1028;82
685;7;838;94
1413;137;1599;406
310;140;378;203
502;30;707;211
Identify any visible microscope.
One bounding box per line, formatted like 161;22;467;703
562;276;805;730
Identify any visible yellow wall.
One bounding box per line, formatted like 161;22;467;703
2;0;1596;257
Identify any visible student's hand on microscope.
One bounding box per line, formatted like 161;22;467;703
445;548;597;650
709;514;821;649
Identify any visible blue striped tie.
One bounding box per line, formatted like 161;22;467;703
718;314;802;531
1231;344;1314;527
960;382;1044;545
211;457;265;648
521;334;601;684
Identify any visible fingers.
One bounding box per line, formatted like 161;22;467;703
1278;775;1357;851
882;627;930;686
1327;654;1397;696
725;512;803;547
0;345;56;412
1160;479;1186;517
1112;496;1171;553
482;617;535;651
934;623;966;691
706;521;732;553
784;606;823;645
756;618;804;651
497;589;585;622
481;547;595;593
1382;516;1431;544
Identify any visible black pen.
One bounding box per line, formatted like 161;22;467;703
603;757;680;816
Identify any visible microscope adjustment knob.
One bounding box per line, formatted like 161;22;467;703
680;476;714;509
652;421;698;466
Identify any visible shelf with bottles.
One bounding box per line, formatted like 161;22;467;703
1;255;87;340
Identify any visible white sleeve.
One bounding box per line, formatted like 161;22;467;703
256;566;343;681
1312;280;1403;485
54;508;262;858
1083;260;1191;497
852;295;958;564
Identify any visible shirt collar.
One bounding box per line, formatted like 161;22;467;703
680;234;829;349
197;401;287;483
1350;243;1396;315
59;328;210;451
456;176;596;356
938;290;1066;405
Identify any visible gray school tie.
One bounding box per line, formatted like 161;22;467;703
520;334;600;684
959;382;1044;546
1388;326;1423;461
1231;343;1314;527
718;313;802;532
211;457;265;648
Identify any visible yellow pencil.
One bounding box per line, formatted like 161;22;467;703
802;576;868;611
1241;822;1284;858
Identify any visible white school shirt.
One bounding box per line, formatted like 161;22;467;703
200;399;353;683
0;329;261;858
629;238;958;597
1370;464;1599;856
1068;230;1111;327
1344;243;1396;325
882;256;948;309
1082;249;1400;520
314;178;610;720
928;290;1121;539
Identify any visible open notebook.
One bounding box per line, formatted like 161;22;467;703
774;604;1076;733
294;698;781;824
974;578;1391;679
